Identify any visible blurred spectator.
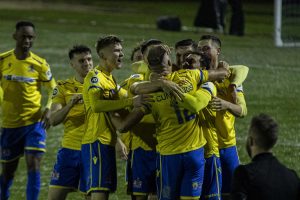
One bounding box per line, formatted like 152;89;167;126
228;0;244;36
231;114;300;200
194;0;244;36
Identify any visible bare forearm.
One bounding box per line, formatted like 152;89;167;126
130;81;161;95
110;108;145;133
226;101;243;117
50;103;73;126
208;69;229;82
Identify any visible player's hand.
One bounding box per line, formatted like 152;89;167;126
218;60;230;71
216;67;230;82
69;94;83;106
209;96;229;111
149;72;164;82
41;108;51;129
150;72;184;101
116;138;128;160
133;94;154;109
161;79;185;102
228;84;238;104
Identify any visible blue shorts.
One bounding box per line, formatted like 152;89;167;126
49;148;81;190
0;122;46;162
157;147;205;200
126;147;157;195
219;146;239;194
79;141;117;194
201;155;222;200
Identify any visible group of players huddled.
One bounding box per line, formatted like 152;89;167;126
0;21;248;200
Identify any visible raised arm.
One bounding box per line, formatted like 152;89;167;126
207;68;230;82
131;75;184;102
88;87;134;112
229;65;249;86
178;82;216;113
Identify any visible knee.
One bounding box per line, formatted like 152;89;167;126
26;154;42;171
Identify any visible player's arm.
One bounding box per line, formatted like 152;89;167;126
109;107;147;133
207;68;230;82
178;82;216;113
210;90;247;117
0;85;3;105
50;94;82;126
88;87;135;112
108;94;152;133
130;74;184;101
116;136;128;160
229;65;249;86
41;78;57;129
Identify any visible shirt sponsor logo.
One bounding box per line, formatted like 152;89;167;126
91;76;98;84
4;75;35;83
46;70;52;80
52;88;58;96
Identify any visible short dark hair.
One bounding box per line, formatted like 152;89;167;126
147;45;168;67
175;39;197;50
68;45;91;59
200;35;222;48
16;21;35;31
130;45;141;62
95;35;122;53
250;114;279;150
140;39;163;54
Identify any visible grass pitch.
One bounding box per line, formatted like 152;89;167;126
0;1;299;199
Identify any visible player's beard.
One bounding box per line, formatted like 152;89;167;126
200;55;211;70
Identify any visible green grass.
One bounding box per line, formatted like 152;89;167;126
0;1;300;199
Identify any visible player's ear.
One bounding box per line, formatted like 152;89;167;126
99;51;105;60
217;48;221;55
167;58;172;66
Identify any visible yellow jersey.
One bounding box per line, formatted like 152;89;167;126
151;69;208;155
52;77;85;150
214;78;246;149
0;49;54;128
82;66;128;146
121;73;157;151
199;107;220;158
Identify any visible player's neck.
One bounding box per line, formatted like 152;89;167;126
211;59;218;70
14;48;30;60
75;74;84;84
251;147;272;159
98;62;113;74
